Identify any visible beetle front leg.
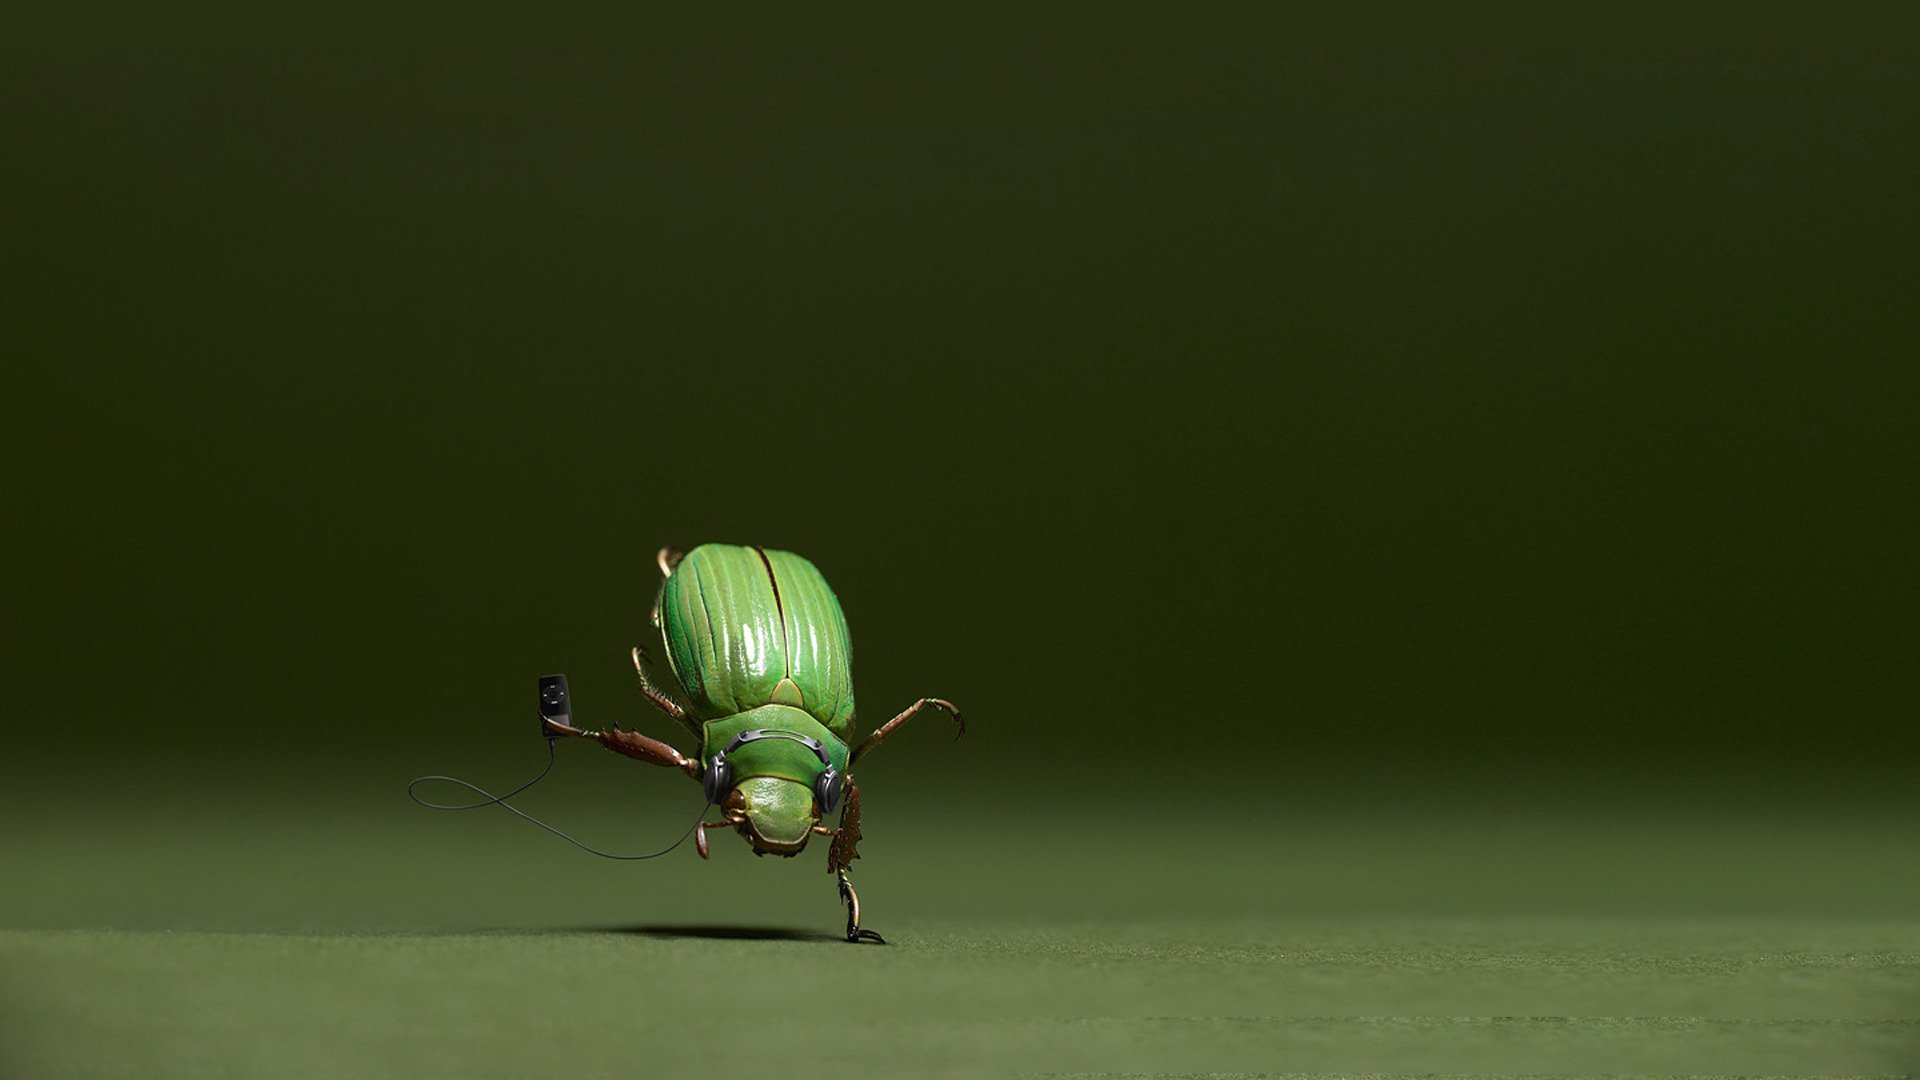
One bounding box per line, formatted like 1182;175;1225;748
837;869;885;944
850;698;965;763
827;775;865;873
825;778;882;942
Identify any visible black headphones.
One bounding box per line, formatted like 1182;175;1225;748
702;728;844;813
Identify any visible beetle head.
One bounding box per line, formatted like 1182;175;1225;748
726;776;820;857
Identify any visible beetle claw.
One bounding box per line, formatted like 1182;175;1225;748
836;869;883;943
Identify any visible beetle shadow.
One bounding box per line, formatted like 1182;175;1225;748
600;923;843;943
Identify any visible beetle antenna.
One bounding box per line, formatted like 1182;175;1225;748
408;741;711;861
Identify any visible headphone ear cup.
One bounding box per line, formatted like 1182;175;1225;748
815;766;843;814
702;752;731;805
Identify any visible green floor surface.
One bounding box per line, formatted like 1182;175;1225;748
4;772;1916;1077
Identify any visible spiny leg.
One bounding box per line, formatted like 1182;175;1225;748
825;777;882;943
827;776;865;874
631;644;700;739
851;698;965;764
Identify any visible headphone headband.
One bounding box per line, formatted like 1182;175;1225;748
722;728;830;762
705;728;844;813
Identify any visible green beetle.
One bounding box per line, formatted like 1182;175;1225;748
542;543;964;943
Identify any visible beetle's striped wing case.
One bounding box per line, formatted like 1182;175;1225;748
657;544;857;739
760;547;858;737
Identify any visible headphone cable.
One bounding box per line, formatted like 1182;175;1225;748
408;740;708;861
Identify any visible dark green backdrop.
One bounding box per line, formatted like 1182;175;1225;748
7;57;1915;807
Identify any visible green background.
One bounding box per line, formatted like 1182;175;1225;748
4;56;1915;1077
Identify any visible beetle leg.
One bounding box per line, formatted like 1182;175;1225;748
850;698;965;763
656;546;685;577
829;780;882;943
648;547;684;634
827;776;864;873
576;725;699;775
695;820;733;860
630;644;699;737
836;868;885;944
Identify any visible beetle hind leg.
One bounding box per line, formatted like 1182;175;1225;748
630;644;699;738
